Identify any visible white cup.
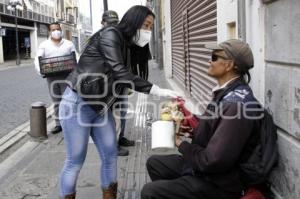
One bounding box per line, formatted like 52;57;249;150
151;120;175;149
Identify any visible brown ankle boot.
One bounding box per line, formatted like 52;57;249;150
102;182;118;199
61;192;76;199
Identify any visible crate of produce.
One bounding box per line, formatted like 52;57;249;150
39;52;76;78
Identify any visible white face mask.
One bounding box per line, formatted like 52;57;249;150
51;30;62;39
133;29;152;47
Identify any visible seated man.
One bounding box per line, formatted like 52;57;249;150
141;39;261;199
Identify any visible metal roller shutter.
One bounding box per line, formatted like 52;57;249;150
171;0;186;89
171;0;217;111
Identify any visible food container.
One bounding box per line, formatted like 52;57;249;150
151;120;175;149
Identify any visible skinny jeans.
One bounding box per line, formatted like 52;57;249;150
59;87;117;197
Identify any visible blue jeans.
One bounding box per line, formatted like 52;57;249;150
59;87;117;197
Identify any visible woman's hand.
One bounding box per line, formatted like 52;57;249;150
150;85;184;98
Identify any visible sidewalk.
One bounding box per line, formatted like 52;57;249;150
0;59;34;71
0;60;176;199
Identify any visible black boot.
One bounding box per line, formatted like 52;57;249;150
118;145;129;156
119;137;135;146
50;126;62;134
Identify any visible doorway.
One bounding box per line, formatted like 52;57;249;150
2;28;31;61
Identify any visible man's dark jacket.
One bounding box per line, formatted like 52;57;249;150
67;26;153;114
179;78;261;194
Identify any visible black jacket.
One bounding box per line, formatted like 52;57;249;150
179;78;261;193
67;26;153;114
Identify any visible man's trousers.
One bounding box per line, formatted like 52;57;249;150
141;154;240;199
46;75;68;126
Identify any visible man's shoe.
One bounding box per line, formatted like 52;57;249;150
50;126;62;134
119;137;135;147
118;146;129;156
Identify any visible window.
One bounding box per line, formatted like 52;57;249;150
32;1;36;12
0;3;4;13
44;5;48;16
36;2;40;13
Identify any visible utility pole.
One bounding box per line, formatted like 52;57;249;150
7;0;23;65
103;0;108;11
14;11;20;65
90;0;93;29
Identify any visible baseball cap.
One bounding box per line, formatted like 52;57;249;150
102;10;119;24
205;39;254;72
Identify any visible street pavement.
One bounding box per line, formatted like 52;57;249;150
0;61;51;138
0;60;176;199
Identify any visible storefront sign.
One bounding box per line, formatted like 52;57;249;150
38;24;48;36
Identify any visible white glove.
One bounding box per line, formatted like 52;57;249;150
149;85;183;98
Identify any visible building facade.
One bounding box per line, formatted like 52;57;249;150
0;0;56;63
0;0;93;64
159;0;300;198
76;0;93;52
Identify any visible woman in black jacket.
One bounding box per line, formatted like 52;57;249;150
58;6;181;199
116;43;152;153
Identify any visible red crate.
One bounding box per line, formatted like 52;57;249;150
39;52;76;78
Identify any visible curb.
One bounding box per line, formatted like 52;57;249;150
0;141;39;180
0;104;54;155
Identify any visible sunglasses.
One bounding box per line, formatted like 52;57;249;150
211;54;229;62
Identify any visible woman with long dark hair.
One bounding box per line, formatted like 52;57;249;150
58;5;181;199
116;39;152;155
130;43;151;80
